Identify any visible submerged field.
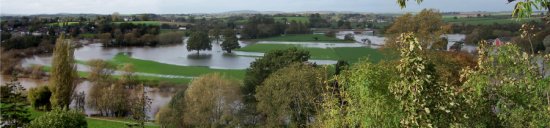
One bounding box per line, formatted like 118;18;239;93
110;53;246;80
251;34;354;43
237;43;386;63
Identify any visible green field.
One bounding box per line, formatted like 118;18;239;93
252;34;354;43
110;53;246;80
41;65;192;84
114;21;161;26
443;16;542;25
274;16;309;23
234;16;308;24
237;44;385;63
48;22;80;27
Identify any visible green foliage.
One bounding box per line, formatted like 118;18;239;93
316;60;401;127
158;31;184;45
243;48;310;102
221;29;240;53
512;0;550;18
285;20;309;34
49;35;77;108
256;63;328;127
461;42;550;127
28;86;52;111
209;28;222;42
186;31;212;54
0;76;31;128
397;0;423;8
28;108;87;128
390;33;465;127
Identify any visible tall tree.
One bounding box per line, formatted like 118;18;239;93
256;63;328;127
221;29;240;53
49;35;77;108
187;31;212;55
390;33;463;127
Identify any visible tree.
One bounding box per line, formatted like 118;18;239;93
156;89;187;128
87;59;115;83
49;35;77;108
209;28;222;43
390;33;466;127
129;85;151;128
183;73;243;127
86;59;118;116
221;29;240;53
460;42;550;127
344;33;355;41
120;63;137;85
28;108;87;128
28;86;52;111
243;48;310;102
158;31;184;45
256;63;328;127
0;75;31;127
385;9;450;49
316;60;401;128
187;31;212;55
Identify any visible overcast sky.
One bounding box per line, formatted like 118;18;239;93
1;0;517;14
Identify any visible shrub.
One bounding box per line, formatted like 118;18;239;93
28;108;87;128
28;86;52;111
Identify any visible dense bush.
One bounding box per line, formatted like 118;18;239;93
27;86;52;111
28;108;87;128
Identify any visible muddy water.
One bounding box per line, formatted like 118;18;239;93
0;75;173;119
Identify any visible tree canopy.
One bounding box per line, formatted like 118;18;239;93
49;35;77;108
187;31;212;54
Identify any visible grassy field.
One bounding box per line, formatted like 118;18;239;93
110;53;246;80
29;107;159;128
113;21;161;26
443;16;542;25
48;22;80;27
274;16;309;23
252;34;354;43
237;43;386;63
